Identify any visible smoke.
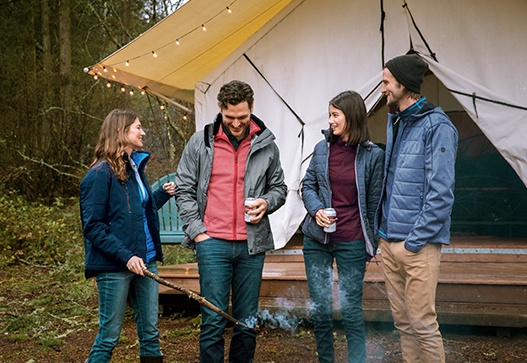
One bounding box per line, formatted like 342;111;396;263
257;308;303;332
241;298;305;333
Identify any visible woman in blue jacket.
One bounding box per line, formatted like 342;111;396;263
301;91;384;363
80;109;175;363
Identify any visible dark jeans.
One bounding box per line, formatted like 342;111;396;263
87;261;161;363
195;238;265;363
303;236;367;363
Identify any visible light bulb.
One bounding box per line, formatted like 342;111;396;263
202;24;207;31
103;66;108;72
120;86;126;92
141;89;146;96
93;75;98;80
227;7;232;13
129;89;134;96
160;104;165;110
183;114;188;120
152;51;158;58
175;39;180;46
125;60;130;66
106;82;111;88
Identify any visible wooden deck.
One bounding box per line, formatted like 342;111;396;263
158;235;527;328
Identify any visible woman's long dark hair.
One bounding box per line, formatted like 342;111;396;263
91;109;139;182
328;91;370;146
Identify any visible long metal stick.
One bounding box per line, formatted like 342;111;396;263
143;269;251;329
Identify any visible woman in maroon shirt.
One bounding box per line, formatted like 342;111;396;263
301;91;384;363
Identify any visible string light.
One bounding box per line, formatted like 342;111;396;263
90;0;240;103
183;114;188;121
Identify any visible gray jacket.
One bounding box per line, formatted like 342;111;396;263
301;132;385;258
175;113;287;255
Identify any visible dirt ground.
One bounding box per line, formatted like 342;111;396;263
1;265;527;363
3;313;527;363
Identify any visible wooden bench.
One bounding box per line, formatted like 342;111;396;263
151;172;184;244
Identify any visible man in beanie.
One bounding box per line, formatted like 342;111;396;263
376;54;458;363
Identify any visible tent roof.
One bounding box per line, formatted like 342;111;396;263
87;0;293;103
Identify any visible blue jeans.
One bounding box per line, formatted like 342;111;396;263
87;261;161;363
303;236;367;363
195;238;265;363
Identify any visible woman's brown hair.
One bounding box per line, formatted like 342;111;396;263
91;109;139;182
328;91;371;146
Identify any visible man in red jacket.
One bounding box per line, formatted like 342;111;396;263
175;80;287;363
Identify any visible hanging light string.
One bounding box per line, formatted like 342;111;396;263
98;0;237;69
84;0;290;114
83;0;239;114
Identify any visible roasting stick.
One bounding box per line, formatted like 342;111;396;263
142;268;251;329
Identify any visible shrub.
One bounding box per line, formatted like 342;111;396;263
0;191;83;268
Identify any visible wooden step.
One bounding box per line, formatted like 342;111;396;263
158;236;527;327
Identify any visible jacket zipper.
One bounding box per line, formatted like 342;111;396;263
324;141;332;244
232;147;239;238
355;145;373;256
124;184;132;213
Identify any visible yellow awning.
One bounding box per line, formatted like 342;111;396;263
86;0;293;103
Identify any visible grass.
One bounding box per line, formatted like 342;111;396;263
0;191;195;346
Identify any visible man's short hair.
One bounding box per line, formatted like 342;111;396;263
217;80;254;109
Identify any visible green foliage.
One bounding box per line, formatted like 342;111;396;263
0;191;83;267
39;335;62;349
0;190;196;347
4;315;39;333
162;244;196;265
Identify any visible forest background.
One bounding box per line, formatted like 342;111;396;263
0;0;199;352
0;0;193;201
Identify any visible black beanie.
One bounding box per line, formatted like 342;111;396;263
385;54;429;93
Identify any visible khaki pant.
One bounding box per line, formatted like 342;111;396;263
380;239;445;363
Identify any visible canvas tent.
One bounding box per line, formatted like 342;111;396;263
87;0;527;249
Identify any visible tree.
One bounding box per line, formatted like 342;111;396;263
0;0;192;200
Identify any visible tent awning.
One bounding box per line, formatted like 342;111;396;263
86;0;293;103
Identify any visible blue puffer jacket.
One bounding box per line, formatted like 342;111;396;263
377;101;458;253
80;151;172;278
301;131;385;258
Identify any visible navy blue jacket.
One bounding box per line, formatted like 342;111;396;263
301;131;385;258
80;151;171;278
